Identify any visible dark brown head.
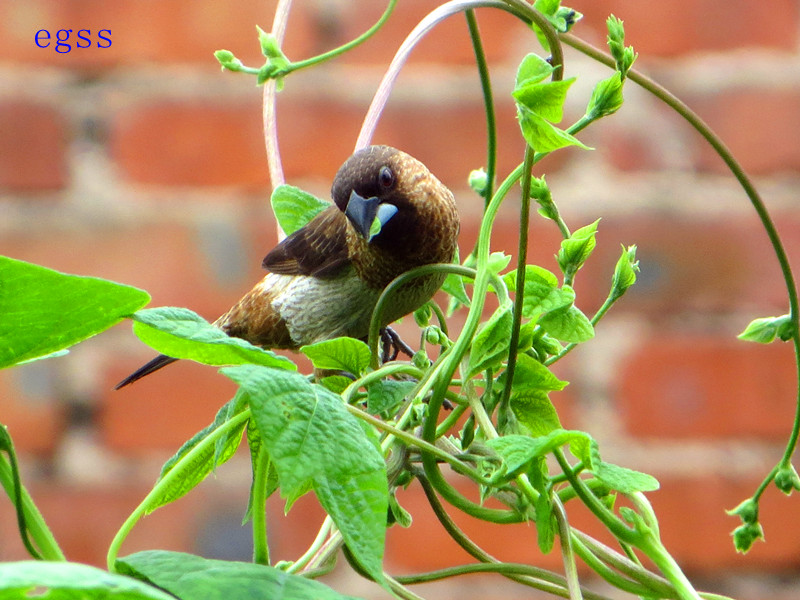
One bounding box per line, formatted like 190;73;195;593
331;145;459;256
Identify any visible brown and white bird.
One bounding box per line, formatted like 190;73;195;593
116;145;460;389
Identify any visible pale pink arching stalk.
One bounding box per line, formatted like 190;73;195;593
356;0;513;150
260;0;522;238
263;0;292;239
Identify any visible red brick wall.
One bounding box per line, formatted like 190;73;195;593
1;1;799;598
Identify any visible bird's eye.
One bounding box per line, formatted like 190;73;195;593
378;165;395;189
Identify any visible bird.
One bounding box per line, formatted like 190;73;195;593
115;145;460;389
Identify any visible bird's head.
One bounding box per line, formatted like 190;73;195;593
332;145;446;245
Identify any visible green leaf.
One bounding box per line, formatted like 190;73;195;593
0;256;150;369
301;337;371;376
504;266;574;321
611;244;639;300
367;379;416;417
243;421;280;523
529;2;582;49
318;374;353;394
587;72;625;119
222;365;388;585
487;430;592;478
513;78;577;123
502;354;567;436
517;106;591;153
504;264;557;292
511;391;563;438
442;271;471;309
535;492;556;554
507;353;568;393
150;393;249;513
1;425;46;560
534;0;582;32
607;15;637;77
738;314;794;344
515;53;554;88
270;184;329;235
774;463;800;494
539;304;595;343
732;521;764;553
0;560;176;599
727;498;759;524
467;304;513;377
588;440;659;494
388;491;413;528
557;219;600;277
131;307;296;371
487;251;512;275
117;550;362;600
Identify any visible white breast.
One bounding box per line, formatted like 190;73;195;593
262;271;380;346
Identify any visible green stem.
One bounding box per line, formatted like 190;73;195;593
286;0;398;74
552;496;583;600
107;410;251;571
368;264;480;370
0;451;64;561
545;284;620;366
562;31;800;488
570;534;672;598
500;145;536;414
554;449;633;542
435;402;469;438
465;9;497;211
344;403;487;484
419;165;531;524
415;472;610;599
636;535;702;600
285;517;333;574
251;446;271;565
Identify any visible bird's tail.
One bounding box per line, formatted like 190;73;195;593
115;354;178;389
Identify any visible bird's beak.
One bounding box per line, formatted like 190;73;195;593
345;190;398;241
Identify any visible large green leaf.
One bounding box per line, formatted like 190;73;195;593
118;550;362;600
0;256;150;369
539;305;594;343
131;307;295;370
467;304;513;377
0;561;175;599
271;184;329;235
301;337;371;375
222;365;388;585
147;392;249;513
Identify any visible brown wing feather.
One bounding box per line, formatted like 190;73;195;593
262;206;351;278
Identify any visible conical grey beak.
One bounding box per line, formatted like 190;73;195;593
345;190;397;240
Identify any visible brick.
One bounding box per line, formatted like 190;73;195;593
328;2;525;66
0;101;68;191
0;223;244;318
691;89;800;175
374;99;572;190
576;215;792;317
386;477;564;573
111;101;269;188
646;475;800;572
101;360;239;452
0;365;65;456
0;483;199;565
617;334;797;439
276;98;366;181
578;0;799;57
0;0;312;69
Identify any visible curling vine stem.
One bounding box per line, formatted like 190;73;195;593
561;31;800;493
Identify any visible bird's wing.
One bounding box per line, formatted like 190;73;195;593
262;205;352;278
